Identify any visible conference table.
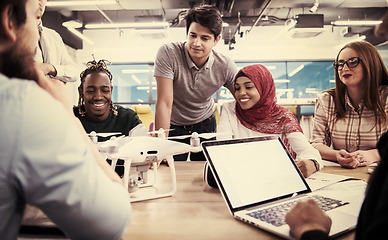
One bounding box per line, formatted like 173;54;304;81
121;161;373;240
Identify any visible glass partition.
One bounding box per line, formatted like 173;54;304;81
109;64;151;103
109;61;335;107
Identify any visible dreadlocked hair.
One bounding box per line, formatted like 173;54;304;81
75;55;117;116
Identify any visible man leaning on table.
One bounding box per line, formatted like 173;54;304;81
0;0;131;239
154;4;238;161
284;12;388;240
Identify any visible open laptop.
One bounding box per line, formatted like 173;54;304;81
202;136;363;239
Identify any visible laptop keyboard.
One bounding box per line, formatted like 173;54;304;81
246;195;349;227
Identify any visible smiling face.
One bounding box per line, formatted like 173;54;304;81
337;47;364;89
234;76;261;110
79;72;113;121
186;22;221;68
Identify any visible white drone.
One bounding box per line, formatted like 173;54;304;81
89;129;231;202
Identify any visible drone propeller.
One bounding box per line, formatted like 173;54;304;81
117;136;201;164
88;131;123;138
97;135;127;150
148;128;175;134
167;132;232;140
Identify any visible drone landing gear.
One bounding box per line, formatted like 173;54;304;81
129;156;176;202
112;156;176;202
127;163;157;193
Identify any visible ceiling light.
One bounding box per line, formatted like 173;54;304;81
309;0;319;13
85;22;169;29
62;20;82;28
122;69;150;74
305;89;318;94
274;79;290;83
264;66;276;70
332;20;382;26
62;20;94;45
46;1;117;7
66;27;94;45
305;88;317;94
137;86;157;90
276;88;294;92
289;65;305;77
131;74;142;84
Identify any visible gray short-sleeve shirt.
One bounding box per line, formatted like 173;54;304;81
154;41;238;125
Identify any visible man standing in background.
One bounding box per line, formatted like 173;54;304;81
35;0;78;83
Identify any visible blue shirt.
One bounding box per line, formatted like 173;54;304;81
0;74;131;240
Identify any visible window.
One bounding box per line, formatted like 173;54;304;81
109;61;335;106
109;64;152;104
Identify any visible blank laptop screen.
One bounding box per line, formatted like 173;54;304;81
203;137;310;210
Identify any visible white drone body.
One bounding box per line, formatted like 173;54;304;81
90;130;210;202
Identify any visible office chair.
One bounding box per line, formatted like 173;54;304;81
131;104;155;132
215;105;221;126
300;105;315;141
284;105;297;117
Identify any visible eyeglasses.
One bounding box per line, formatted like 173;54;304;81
333;57;362;70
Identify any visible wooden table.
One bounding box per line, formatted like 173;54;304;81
122;161;373;240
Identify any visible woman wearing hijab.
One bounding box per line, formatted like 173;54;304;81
204;64;322;187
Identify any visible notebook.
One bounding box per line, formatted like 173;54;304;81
202;136;363;239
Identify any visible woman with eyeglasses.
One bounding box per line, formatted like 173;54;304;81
310;41;388;168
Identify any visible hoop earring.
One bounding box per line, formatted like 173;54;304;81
77;97;86;117
110;102;118;116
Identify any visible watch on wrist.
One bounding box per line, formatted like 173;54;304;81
309;159;319;172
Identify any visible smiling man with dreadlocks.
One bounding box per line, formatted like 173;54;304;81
74;57;149;176
74;57;148;141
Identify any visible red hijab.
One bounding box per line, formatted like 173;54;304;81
235;64;303;157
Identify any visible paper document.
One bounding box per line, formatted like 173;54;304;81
322;160;377;167
306;172;351;191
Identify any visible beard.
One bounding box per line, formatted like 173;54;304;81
0;36;39;83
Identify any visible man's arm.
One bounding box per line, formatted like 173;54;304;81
37;27;78;82
53;38;78;82
34;61;57;77
155;76;173;137
223;59;238;96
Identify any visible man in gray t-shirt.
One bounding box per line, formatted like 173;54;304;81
154;5;238;161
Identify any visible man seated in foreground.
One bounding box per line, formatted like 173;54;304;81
0;0;131;239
